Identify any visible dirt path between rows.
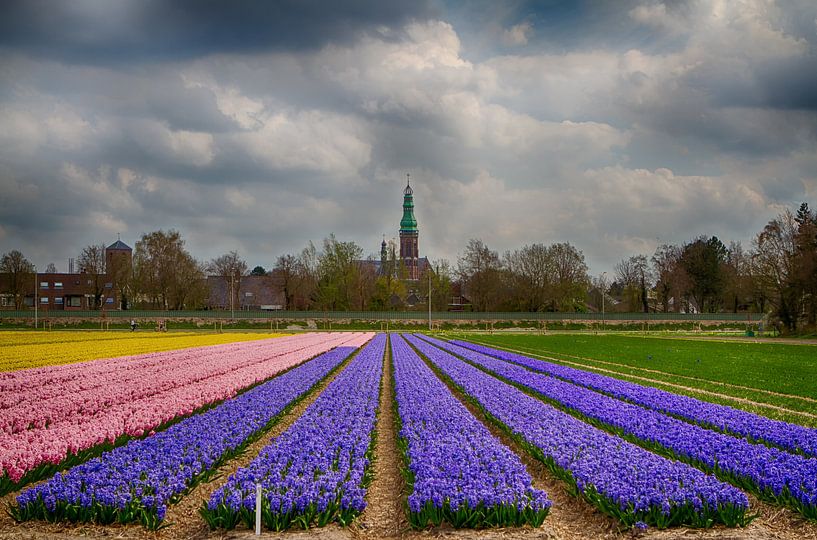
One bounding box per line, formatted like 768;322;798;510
0;352;357;540
468;340;817;420
349;335;407;539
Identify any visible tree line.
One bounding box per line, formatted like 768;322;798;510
1;202;815;331
607;203;816;332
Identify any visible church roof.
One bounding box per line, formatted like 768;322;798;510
400;174;418;232
107;239;131;251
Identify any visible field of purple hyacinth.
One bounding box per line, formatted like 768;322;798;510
202;334;387;531
11;345;361;529
391;334;551;529
404;334;752;529
7;330;817;539
451;339;817;458
424;336;817;520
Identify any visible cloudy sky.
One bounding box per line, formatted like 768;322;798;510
1;0;816;275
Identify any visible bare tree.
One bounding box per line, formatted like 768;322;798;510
45;263;57;273
504;243;552;311
208;251;248;311
0;250;34;309
722;242;753;313
78;244;107;309
274;254;303;310
652;244;683;312
295;241;320;309
457;239;502;311
354;257;378;310
615;254;651;312
754;208;816;331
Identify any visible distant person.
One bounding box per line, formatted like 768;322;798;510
130;319;137;332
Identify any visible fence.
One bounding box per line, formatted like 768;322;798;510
0;309;764;322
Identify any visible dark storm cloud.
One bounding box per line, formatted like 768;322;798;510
1;0;816;274
0;0;434;63
757;56;817;111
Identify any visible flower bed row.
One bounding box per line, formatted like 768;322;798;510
0;331;278;372
1;334;300;407
391;334;551;529
1;333;347;425
452;339;817;458
11;343;365;529
429;336;817;520
0;333;370;495
404;334;751;529
203;333;387;531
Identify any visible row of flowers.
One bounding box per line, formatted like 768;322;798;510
2;333;331;419
405;334;751;529
202;334;387;531
10;343;366;529
0;333;371;495
391;334;551;529
0;331;277;373
440;338;817;519
452;340;817;459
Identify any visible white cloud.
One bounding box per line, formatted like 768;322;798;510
167;130;215;167
0;102;95;156
225;187;254;209
182;74;265;130
502;22;532;46
231;109;371;178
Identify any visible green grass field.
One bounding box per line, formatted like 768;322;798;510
453;333;817;427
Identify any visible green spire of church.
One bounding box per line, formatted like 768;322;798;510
400;173;418;232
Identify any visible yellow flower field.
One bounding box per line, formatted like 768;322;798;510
0;331;286;372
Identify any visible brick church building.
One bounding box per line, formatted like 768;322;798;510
379;174;429;283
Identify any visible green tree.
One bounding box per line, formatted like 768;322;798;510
793;203;817;327
133;230;205;309
680;236;727;312
549;242;590;311
369;274;407;310
315;234;364;311
418;259;453;312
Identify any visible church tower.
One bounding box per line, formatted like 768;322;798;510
399;174;419;280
